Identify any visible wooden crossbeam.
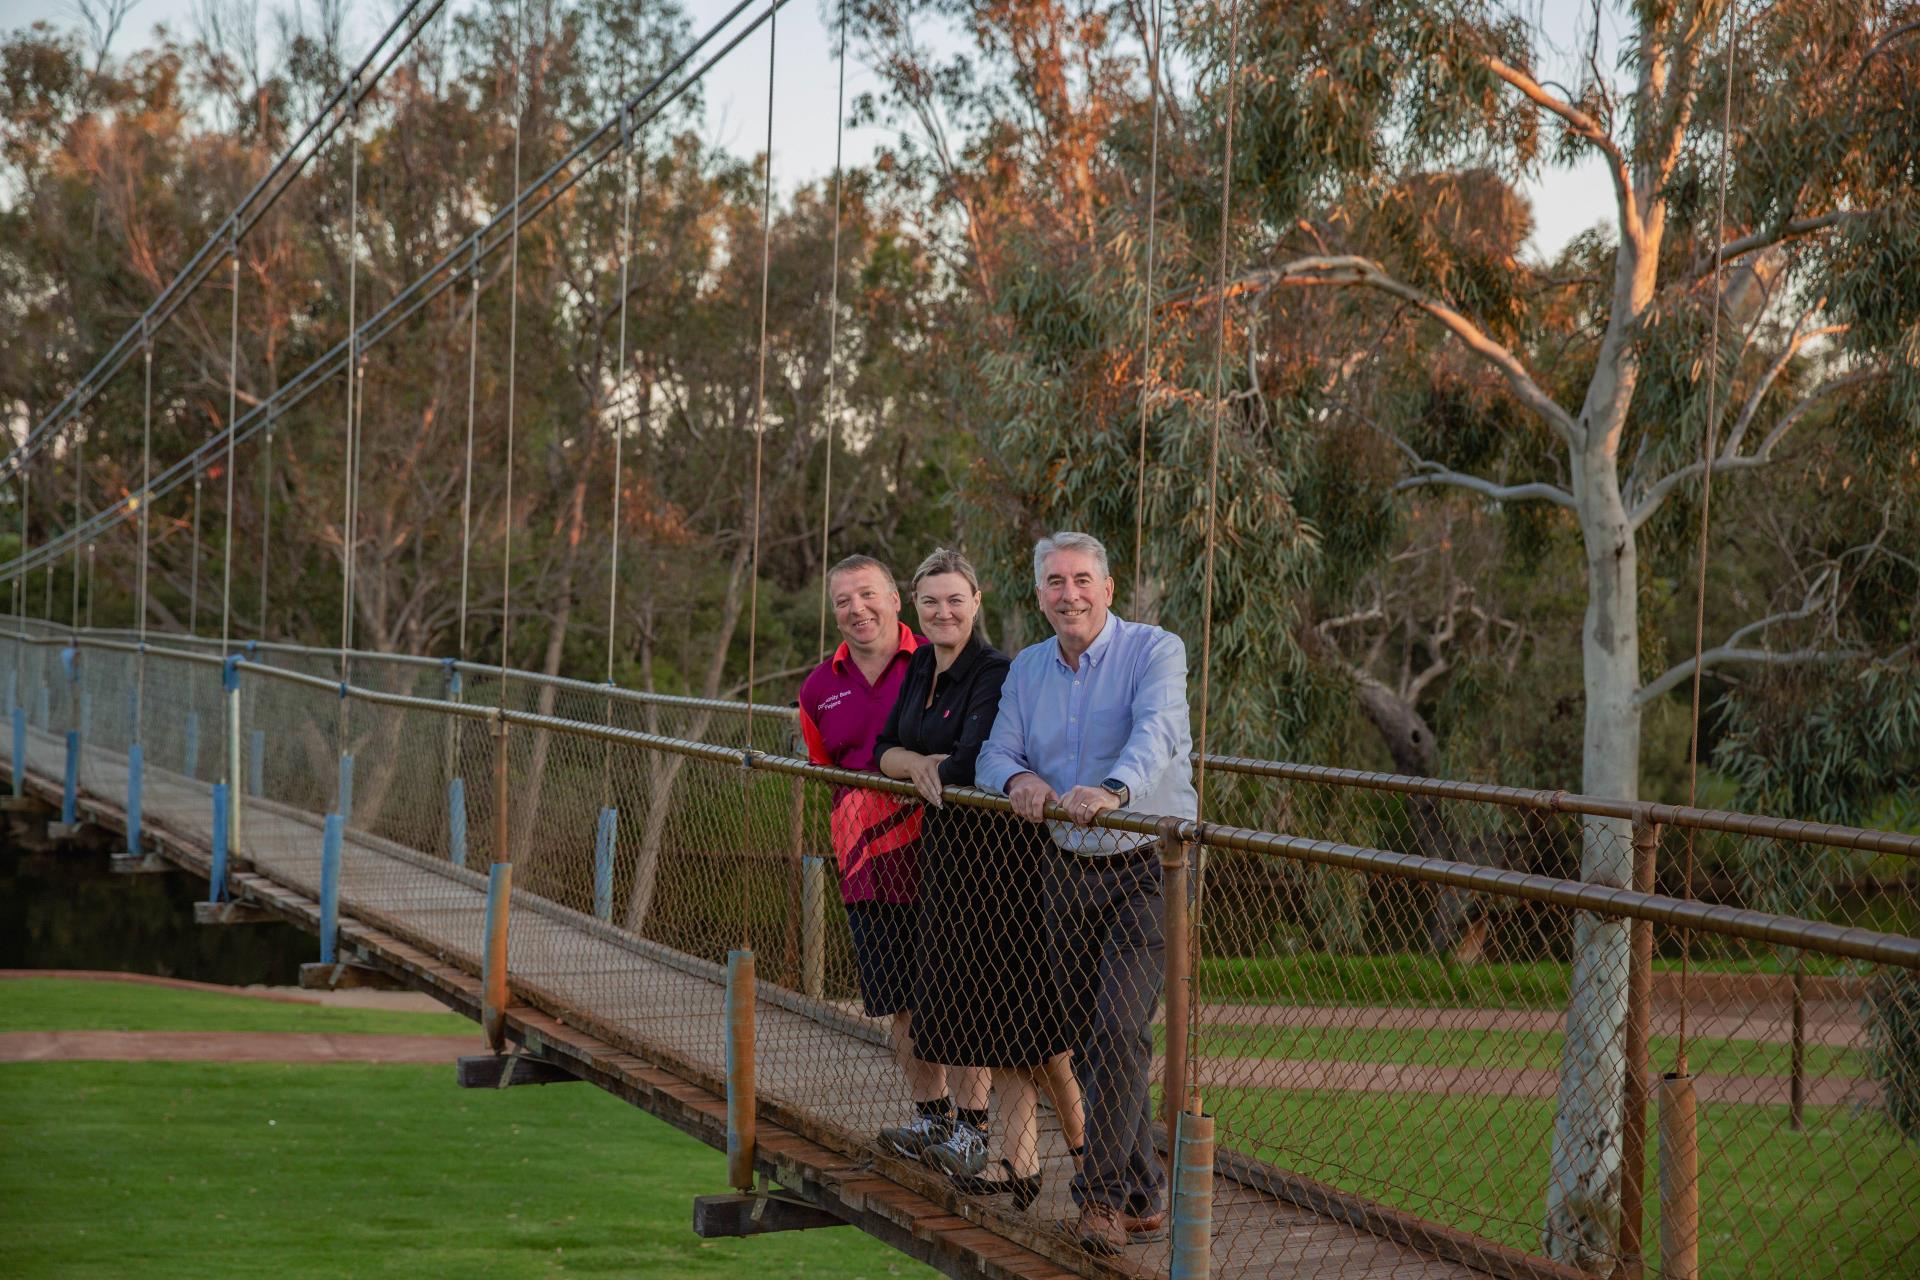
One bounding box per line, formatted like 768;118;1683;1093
193;900;278;925
297;960;406;991
455;1053;579;1088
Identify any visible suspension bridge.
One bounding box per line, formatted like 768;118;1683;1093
3;0;1917;1277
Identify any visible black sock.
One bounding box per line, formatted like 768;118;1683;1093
915;1097;952;1119
955;1106;989;1130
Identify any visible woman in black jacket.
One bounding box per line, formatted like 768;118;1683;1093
874;548;1084;1210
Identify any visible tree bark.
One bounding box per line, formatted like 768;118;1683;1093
1543;448;1642;1267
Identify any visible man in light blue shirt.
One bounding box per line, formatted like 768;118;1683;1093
977;531;1196;1253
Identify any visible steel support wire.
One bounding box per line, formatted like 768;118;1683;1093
0;0;451;485
0;0;793;587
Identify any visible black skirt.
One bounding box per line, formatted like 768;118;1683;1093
912;808;1071;1068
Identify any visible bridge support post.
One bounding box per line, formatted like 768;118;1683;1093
726;948;756;1192
1158;818;1192;1141
224;656;243;857
481;718;512;1053
1658;1071;1699;1280
593;805;617;921
209;783;231;902
337;752;355;825
126;743;144;856
1169;1109;1214;1280
59;729;78;829
1618;813;1659;1277
801;856;824;1000
319;811;343;962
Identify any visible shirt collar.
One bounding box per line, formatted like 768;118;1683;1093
1053;611;1120;671
832;621;920;675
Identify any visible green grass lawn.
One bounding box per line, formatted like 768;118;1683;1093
0;977;934;1279
0;978;475;1036
1201;1087;1920;1279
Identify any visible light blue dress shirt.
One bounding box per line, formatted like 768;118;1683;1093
976;612;1198;853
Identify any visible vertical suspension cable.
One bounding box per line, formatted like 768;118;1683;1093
1677;0;1742;1077
1187;0;1245;1100
457;241;482;665
135;335;153;745
221;233;241;658
814;0;849;661
188;468;202;636
258;413;273;637
497;0;526;704
69;416;84;633
339;82;362;688
1131;0;1165;609
605;105;639;689
740;0;779;946
85;543;95;629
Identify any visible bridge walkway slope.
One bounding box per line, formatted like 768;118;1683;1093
7;722;1495;1280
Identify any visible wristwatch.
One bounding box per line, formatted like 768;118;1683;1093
1100;778;1130;807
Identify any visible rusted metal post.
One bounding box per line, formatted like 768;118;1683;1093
1658;1071;1699;1280
1169;1109;1214;1280
1789;954;1806;1131
224;655;243;858
1618;814;1659;1276
482;718;512;1053
726;948;757;1191
1159;816;1192;1145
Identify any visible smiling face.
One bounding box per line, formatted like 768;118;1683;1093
1038;547;1115;653
830;565;901;654
912;572;979;650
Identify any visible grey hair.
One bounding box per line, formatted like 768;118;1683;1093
1033;531;1111;589
911;547;980;595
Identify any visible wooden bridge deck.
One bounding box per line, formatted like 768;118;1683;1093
10;722;1532;1280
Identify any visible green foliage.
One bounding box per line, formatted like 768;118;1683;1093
1867;969;1920;1145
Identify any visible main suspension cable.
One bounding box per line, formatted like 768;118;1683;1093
0;0;793;587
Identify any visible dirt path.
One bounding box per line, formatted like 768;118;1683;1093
0;1030;478;1064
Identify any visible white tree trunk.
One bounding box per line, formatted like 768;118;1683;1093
1543;451;1642;1266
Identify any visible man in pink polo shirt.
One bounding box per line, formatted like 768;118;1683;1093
797;554;951;1152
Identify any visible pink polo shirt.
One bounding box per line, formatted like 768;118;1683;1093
797;623;922;905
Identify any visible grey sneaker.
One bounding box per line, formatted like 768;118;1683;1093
924;1119;989;1176
878;1111;953;1159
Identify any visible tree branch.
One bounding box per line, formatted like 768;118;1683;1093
1484;56;1633;225
1635;645;1867;706
1198;256;1582;446
1396;468;1576;509
1688;211;1868;279
1629;365;1885;529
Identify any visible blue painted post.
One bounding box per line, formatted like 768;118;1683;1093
184;710;200;778
1168;1110;1216;1280
319;813;343;963
10;706;23;798
725;949;757;1191
248;728;265;797
447;777;468;868
337;753;354;825
60;730;78;825
593;805;618;920
208;782;229;902
126;743;143;856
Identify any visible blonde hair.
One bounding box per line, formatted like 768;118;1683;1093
911;547;980;596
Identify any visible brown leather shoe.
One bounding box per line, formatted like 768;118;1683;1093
1076;1203;1129;1255
1120;1206;1168;1241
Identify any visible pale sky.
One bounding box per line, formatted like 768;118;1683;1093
1;0;1620;260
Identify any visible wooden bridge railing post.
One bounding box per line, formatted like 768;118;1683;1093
1159;818;1191;1141
726;948;757;1192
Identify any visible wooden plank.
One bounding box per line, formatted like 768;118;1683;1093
455;1053;579;1088
692;1193;848;1238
